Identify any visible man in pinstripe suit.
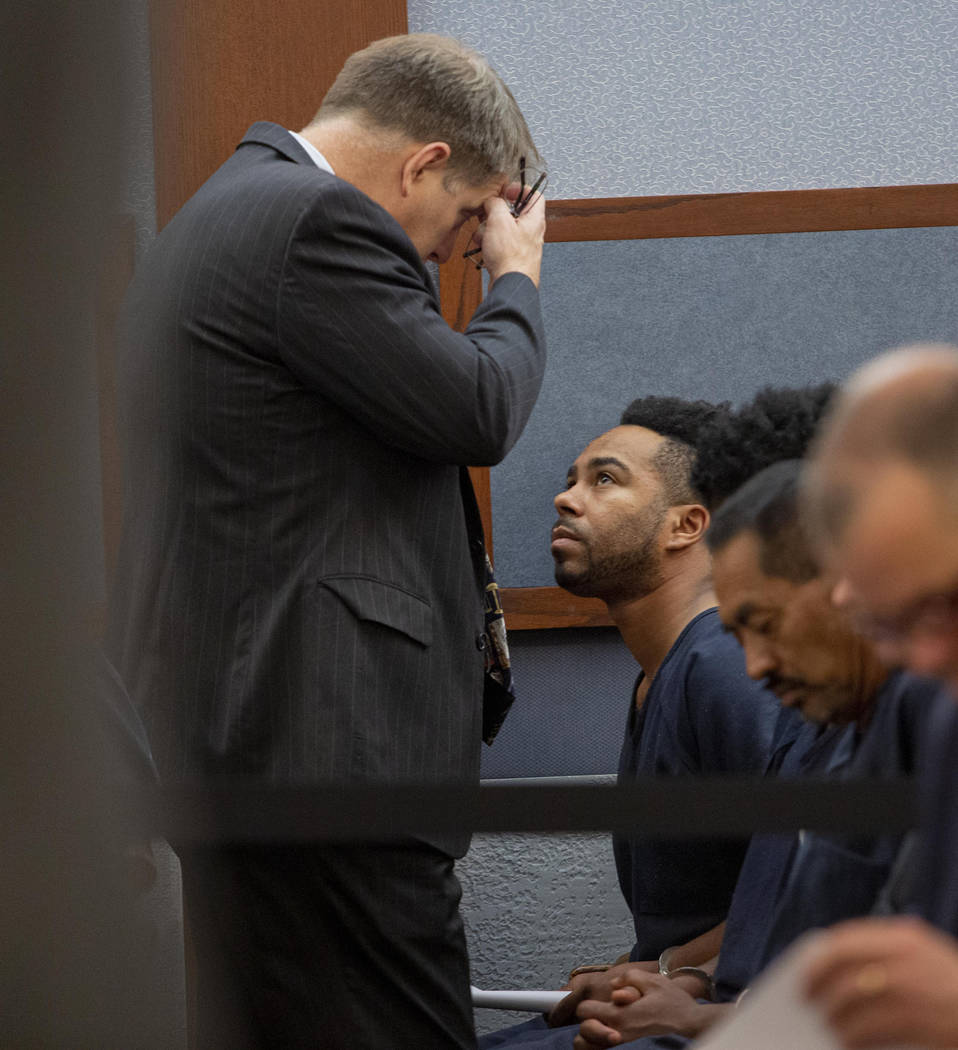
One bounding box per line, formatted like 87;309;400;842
107;34;546;1049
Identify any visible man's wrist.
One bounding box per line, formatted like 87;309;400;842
488;266;540;289
666;966;716;1002
658;948;715;1002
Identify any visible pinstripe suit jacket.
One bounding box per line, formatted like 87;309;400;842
107;123;546;846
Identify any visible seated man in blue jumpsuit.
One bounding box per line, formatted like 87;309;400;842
479;397;797;1049
797;344;958;1049
567;459;946;1050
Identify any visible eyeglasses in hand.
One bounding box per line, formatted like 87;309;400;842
462;156;548;270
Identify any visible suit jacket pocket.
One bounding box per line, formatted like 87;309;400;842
317;575;433;648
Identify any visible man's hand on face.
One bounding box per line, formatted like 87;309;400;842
474;190;545;288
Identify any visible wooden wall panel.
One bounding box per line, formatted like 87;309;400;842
500;587;611;631
149;0;407;227
545;182;958;243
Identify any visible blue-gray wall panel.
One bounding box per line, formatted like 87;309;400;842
480;628;635;778
491;226;958;588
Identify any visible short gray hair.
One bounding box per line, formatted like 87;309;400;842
314;34;540;185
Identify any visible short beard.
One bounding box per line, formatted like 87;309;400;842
554;517;666;603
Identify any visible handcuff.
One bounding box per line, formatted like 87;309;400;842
658;948;716;1002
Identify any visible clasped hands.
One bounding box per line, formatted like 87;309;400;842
548;961;715;1049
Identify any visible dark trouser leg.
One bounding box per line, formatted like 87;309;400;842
179;842;477;1050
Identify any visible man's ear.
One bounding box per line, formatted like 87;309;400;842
664;504;710;551
400;141;451;197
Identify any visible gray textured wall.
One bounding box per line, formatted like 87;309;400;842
459;805;634;1037
409;0;957;198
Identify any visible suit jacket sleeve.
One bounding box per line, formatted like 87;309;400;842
276;177;546;466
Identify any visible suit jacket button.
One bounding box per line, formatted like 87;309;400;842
476;633;487;651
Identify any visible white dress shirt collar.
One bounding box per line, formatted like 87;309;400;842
288;130;335;175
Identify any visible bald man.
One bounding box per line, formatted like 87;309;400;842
806;343;958;687
798;343;958;1049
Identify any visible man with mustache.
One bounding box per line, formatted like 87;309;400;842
793;344;958;1049
552;399;796;964
480;396;795;1050
569;459;943;1050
